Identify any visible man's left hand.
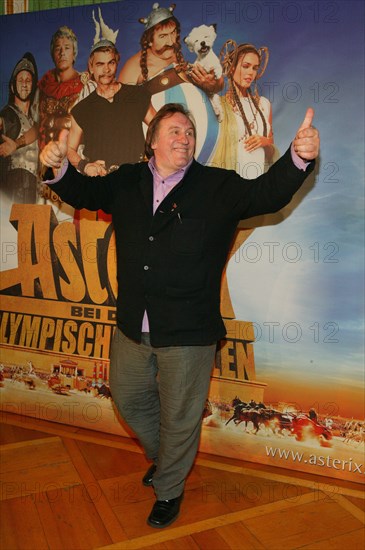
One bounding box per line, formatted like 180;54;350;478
293;108;320;161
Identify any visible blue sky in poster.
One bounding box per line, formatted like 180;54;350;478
0;1;364;415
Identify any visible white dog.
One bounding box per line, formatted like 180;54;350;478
184;24;223;122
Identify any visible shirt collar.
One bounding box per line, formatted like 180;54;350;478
148;156;193;179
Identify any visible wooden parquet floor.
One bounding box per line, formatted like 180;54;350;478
0;411;364;550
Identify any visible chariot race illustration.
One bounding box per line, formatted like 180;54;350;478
1;359;363;453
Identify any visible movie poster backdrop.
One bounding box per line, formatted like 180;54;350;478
0;1;364;484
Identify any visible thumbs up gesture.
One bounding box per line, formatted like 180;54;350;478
293;107;320;161
40;128;69;170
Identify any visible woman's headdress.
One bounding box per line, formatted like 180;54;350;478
220;40;269;80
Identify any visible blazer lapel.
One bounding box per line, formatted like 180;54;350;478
151;160;203;233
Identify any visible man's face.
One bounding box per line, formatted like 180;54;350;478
14;70;33;101
150;21;178;60
53;37;75;71
88;50;118;86
152;112;196;175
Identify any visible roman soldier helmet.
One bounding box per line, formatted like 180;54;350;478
9;52;38;103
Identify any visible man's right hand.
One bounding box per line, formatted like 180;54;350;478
40;128;69;169
0;134;17;157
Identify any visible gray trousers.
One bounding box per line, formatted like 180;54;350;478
109;328;216;500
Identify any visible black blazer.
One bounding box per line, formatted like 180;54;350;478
51;149;314;346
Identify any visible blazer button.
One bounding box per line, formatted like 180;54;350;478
149;236;154;241
144;265;149;271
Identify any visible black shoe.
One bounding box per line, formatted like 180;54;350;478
142;464;157;487
147;495;183;528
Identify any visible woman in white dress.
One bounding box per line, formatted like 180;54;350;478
212;42;277;178
211;43;278;318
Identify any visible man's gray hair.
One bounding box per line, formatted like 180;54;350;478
50;26;78;62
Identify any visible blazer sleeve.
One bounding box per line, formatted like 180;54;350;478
226;147;315;220
48;162;136;213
